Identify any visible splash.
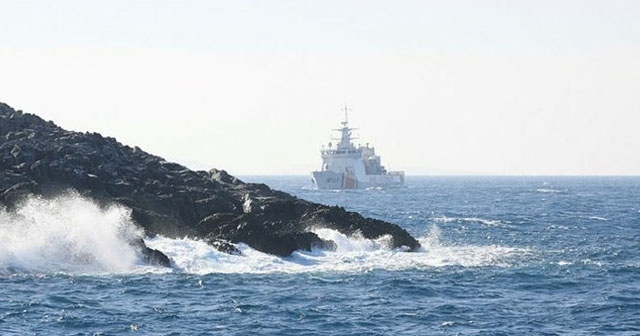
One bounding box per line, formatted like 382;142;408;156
0;193;531;276
145;225;531;275
417;225;530;268
0;193;144;275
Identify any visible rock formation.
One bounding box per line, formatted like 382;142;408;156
0;102;420;266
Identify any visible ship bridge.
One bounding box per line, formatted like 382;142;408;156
320;105;361;159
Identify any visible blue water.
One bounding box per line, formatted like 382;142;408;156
1;176;640;335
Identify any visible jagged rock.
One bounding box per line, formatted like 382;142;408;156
206;238;242;255
209;168;243;185
132;238;172;267
0;102;420;260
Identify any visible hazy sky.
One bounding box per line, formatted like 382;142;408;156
1;0;639;175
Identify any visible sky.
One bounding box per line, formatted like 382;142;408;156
1;0;639;175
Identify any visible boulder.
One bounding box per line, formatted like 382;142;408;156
132;238;172;267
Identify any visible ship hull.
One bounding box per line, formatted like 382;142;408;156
312;170;404;190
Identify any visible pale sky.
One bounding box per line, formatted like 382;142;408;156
1;0;639;175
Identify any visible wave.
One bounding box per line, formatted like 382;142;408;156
0;193;145;275
145;225;531;275
587;216;609;221
536;188;566;194
1;194;531;276
432;216;508;226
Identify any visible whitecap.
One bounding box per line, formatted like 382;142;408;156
0;192;148;275
536;188;565;194
432;216;508;226
145;225;533;275
0;193;533;276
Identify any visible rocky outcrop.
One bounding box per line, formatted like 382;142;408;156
0;102;420;262
133;238;172;267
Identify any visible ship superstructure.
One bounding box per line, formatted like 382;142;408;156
311;107;404;189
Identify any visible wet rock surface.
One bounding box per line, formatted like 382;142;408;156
0;102;420;262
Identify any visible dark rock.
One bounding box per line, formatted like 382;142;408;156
132;238;172;267
300;205;419;249
207;238;242;255
209;168;243;185
0;102;420;260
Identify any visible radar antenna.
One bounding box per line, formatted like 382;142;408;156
341;104;352;127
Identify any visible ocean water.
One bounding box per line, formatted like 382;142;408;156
1;176;639;335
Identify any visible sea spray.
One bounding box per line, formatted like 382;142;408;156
0;192;531;276
144;225;530;275
0;192;144;274
417;224;532;268
313;228;394;252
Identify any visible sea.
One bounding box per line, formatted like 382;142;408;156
1;176;639;335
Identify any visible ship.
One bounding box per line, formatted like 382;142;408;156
311;107;405;189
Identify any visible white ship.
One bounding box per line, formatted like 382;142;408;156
311;107;405;189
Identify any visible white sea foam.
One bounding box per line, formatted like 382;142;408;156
0;193;144;275
0;193;531;276
145;224;531;275
536;188;565;194
432;216;508;226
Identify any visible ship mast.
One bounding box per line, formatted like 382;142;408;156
336;105;356;150
341;104;350;127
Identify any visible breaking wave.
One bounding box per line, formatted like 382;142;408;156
432;216;509;227
146;225;531;275
0;194;531;276
0;193;144;275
